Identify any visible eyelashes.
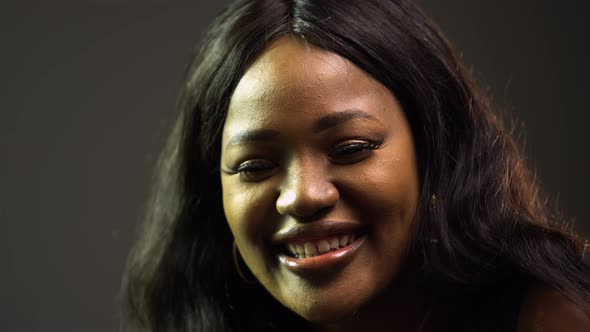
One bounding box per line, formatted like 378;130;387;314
223;139;383;181
329;141;382;164
222;159;276;182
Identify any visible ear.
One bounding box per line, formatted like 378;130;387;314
517;282;590;332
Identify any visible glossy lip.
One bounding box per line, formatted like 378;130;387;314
278;234;366;274
272;220;367;274
272;220;365;244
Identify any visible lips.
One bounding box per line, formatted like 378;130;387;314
273;221;366;272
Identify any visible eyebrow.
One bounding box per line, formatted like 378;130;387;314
224;109;378;149
312;109;378;133
224;129;280;149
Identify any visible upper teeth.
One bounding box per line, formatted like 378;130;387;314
286;234;357;259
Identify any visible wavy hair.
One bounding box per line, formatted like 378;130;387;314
121;0;590;331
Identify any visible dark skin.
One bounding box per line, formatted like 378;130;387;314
221;37;420;331
310;272;440;332
220;36;589;331
517;283;590;332
314;281;590;331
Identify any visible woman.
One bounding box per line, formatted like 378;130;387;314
121;0;590;331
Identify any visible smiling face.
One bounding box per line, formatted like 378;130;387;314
220;37;419;324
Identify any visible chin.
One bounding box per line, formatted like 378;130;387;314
295;302;359;324
281;285;374;325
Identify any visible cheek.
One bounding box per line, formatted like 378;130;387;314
222;179;282;286
221;179;278;244
354;149;419;220
342;142;419;261
381;136;419;218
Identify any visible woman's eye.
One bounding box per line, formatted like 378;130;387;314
234;160;275;181
330;141;381;164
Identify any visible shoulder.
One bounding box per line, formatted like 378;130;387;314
517;282;590;332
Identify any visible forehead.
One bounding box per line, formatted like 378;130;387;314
223;37;394;141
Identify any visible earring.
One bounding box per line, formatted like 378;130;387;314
232;241;257;284
428;194;439;245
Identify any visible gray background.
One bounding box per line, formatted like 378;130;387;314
3;1;588;331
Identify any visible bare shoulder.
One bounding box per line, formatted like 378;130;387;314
517;282;590;332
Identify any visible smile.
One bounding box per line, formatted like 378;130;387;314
277;236;367;276
285;234;358;259
273;221;367;273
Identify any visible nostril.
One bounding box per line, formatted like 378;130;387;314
290;206;333;222
276;191;336;220
276;166;339;217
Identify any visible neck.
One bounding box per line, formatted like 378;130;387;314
312;273;444;332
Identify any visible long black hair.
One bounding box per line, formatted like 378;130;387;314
121;0;590;331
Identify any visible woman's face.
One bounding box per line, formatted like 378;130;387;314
220;37;419;323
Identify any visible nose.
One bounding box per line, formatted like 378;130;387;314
276;158;339;219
